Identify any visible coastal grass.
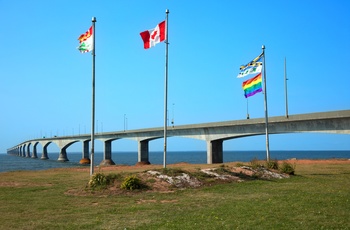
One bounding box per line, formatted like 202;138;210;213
0;162;349;229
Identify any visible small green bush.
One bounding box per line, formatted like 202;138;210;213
266;159;279;170
88;173;121;190
88;173;109;189
120;175;143;190
279;161;295;175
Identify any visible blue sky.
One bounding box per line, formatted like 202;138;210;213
1;1;349;154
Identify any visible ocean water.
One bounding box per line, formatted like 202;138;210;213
0;150;349;173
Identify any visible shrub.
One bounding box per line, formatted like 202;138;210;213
120;175;143;190
266;159;279;170
88;173;121;190
279;161;295;175
88;173;109;189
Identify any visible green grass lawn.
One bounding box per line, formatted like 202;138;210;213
0;162;349;229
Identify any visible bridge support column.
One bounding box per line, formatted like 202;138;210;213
31;143;38;158
21;146;25;157
26;144;31;158
40;145;49;160
100;140;115;166
206;140;223;164
58;147;69;162
41;145;49;160
79;140;90;164
138;140;150;164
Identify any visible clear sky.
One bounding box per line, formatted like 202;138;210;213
1;1;349;154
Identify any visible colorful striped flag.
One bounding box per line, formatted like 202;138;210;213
242;73;262;98
78;26;93;53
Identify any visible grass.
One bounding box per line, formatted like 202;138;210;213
0;162;349;229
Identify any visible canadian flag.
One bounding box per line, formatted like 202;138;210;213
140;20;166;49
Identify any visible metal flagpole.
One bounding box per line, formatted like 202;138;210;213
163;9;169;168
246;98;250;119
284;57;289;118
262;45;270;161
90;17;96;176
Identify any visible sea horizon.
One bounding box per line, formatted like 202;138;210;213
0;150;349;173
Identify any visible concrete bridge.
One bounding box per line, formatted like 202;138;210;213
7;110;350;165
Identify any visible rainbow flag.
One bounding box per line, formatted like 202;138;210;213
242;73;262;98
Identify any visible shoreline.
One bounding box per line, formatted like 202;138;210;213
1;155;349;174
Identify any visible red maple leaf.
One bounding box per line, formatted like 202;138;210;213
151;30;158;40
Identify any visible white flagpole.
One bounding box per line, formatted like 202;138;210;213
163;9;169;168
246;98;250;119
262;45;270;161
284;57;289;118
90;17;96;176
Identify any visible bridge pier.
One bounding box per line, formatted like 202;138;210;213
41;144;49;160
26;144;31;158
79;140;90;164
138;140;150;164
20;145;24;157
31;143;38;158
58;147;69;162
206;140;223;164
100;140;115;166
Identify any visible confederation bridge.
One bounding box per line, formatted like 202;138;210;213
7;110;350;165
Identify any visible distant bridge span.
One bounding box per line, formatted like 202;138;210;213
7;110;350;165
